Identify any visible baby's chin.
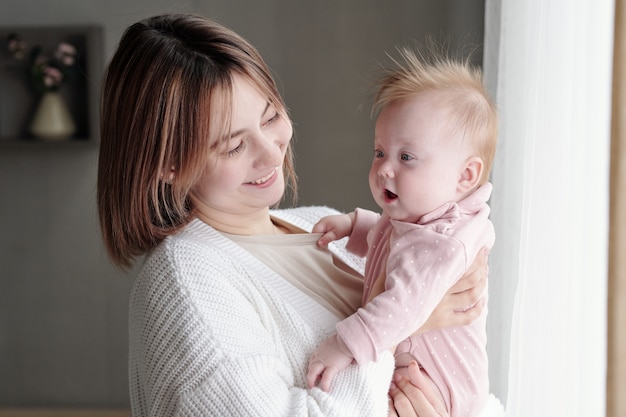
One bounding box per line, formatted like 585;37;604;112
381;207;422;224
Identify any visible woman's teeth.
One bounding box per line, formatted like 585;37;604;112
248;169;276;184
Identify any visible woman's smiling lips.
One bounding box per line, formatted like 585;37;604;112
246;168;278;187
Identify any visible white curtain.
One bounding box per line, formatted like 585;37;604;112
483;1;613;416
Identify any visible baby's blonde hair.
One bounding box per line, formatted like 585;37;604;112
373;42;498;184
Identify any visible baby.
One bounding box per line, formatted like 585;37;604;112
306;45;497;417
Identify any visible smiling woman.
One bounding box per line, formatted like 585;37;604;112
190;74;293;236
97;16;297;268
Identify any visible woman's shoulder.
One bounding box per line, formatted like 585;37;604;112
135;222;243;296
146;220;225;263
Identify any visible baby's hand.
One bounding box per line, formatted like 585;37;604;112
312;212;355;247
306;335;354;391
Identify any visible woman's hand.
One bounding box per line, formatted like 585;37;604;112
418;247;489;334
388;362;449;417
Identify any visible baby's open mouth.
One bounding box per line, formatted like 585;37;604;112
385;189;398;200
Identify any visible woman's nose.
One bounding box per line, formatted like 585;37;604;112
254;132;284;167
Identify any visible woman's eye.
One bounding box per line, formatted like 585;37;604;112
227;141;245;157
265;111;281;126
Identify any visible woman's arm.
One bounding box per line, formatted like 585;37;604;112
416;247;489;334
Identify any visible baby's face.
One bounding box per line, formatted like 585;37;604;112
369;93;473;223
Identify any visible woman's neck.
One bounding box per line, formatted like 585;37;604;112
195;208;287;235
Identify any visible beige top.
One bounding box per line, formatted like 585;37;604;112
224;217;363;319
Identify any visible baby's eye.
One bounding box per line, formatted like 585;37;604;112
400;153;413;161
374;149;384;158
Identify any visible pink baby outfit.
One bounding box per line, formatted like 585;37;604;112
336;183;495;417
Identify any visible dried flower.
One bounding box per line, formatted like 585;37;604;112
4;33;78;93
7;34;27;60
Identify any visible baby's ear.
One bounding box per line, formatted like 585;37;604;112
457;156;484;193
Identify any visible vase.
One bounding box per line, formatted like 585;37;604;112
30;91;76;140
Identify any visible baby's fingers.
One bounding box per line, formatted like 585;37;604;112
319;366;339;392
307;361;324;388
317;231;338;247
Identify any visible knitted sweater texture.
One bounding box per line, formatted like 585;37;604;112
128;206;395;417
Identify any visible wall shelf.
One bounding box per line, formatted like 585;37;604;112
0;25;103;144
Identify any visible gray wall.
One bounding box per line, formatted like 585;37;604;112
0;0;485;407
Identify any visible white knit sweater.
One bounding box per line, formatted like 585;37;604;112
129;206;395;417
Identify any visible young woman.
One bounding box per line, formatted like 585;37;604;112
97;13;488;417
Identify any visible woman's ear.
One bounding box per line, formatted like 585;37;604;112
457;156;484;193
160;166;176;184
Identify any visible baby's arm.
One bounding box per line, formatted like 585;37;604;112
307;333;354;391
312;212;356;247
306;211;363;391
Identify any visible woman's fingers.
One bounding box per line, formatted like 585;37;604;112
388;396;399;417
451;247;489;293
389;363;449;417
449;247;488;316
390;378;437;417
403;362;448;416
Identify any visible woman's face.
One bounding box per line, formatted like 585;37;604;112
192;74;293;223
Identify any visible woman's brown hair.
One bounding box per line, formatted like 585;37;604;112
98;14;296;269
